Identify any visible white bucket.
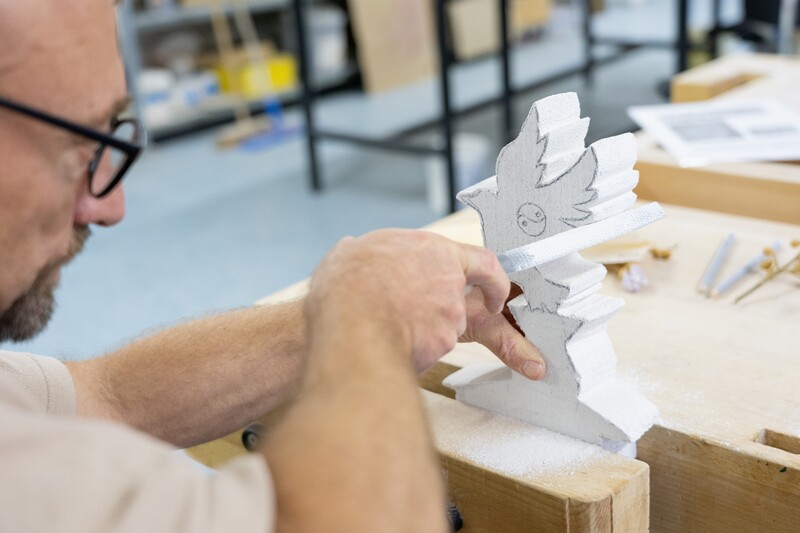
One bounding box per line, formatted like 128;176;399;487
308;6;348;81
138;69;177;129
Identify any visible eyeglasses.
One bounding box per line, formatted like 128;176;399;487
0;96;144;198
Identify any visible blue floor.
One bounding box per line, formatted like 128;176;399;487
3;0;745;359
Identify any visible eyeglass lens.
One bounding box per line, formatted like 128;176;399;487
89;120;138;196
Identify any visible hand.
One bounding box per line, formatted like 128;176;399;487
306;229;510;372
460;283;547;380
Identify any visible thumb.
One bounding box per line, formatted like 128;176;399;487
471;313;547;380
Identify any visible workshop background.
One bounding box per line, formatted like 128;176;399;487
4;0;789;359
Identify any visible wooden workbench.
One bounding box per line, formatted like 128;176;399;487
635;54;800;225
425;204;800;532
190;203;800;532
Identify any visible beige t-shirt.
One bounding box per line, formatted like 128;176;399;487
0;351;275;532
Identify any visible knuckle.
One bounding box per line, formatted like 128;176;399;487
438;332;458;355
496;335;519;364
444;301;465;323
465;310;488;339
446;331;459;352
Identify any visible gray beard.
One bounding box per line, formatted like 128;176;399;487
0;226;90;343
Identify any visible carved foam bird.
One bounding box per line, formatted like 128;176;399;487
458;92;641;311
446;93;661;456
458;92;640;256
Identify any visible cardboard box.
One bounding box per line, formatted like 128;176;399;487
448;0;551;61
347;0;438;93
178;0;218;7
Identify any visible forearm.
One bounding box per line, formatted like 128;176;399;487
262;318;448;533
66;300;306;448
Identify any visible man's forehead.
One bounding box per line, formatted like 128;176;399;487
0;0;126;123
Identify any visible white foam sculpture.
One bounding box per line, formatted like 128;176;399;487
444;92;660;456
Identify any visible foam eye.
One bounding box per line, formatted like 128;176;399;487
516;203;547;237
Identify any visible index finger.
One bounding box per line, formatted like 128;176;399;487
456;243;510;314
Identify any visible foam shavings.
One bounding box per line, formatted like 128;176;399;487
424;391;603;479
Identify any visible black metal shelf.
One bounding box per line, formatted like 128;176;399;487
147;64;357;142
134;0;289;31
293;0;707;214
119;0;348;141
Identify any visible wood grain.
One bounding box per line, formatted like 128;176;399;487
427;391;650;533
426;206;800;533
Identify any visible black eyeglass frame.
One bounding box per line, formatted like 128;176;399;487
0;96;144;198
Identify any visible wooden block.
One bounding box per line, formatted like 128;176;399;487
637;54;800;224
423;351;800;533
635;133;800;225
347;0;437;93
189;390;652;533
635;132;800;224
642;426;800;533
670;54;800;104
186;428;246;469
426;391;650;533
420;204;800;533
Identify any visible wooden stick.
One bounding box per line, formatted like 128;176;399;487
711;241;782;297
734;249;800;304
210;0;251;125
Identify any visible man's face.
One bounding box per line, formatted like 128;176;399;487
0;0;128;342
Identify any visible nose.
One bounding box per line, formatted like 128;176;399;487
73;181;126;227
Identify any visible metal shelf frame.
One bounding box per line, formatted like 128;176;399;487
294;0;708;214
134;0;290;31
118;0;724;180
118;0;348;142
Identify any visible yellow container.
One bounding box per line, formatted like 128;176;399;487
239;60;272;98
267;54;297;92
214;64;238;93
214;54;297;98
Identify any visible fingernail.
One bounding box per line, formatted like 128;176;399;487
521;360;546;380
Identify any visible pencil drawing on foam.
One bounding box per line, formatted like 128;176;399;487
445;92;661;456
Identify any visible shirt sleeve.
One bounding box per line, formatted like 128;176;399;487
0;350;76;415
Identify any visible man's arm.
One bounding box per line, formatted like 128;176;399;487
258;229;512;532
66;241;545;452
66;299;306;448
62;230;522;531
262;306;448;533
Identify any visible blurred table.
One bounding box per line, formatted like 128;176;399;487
635;53;800;225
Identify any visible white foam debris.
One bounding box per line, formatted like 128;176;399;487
424;391;602;479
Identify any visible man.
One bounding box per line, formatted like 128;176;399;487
0;1;546;531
